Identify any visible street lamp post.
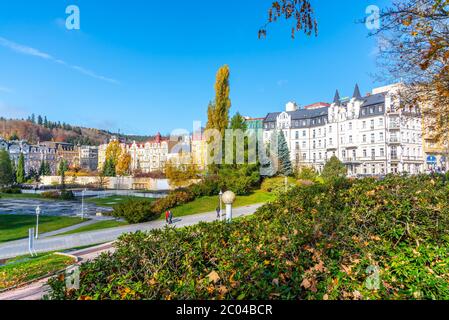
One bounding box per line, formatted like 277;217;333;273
81;188;87;220
222;191;236;223
35;206;41;239
219;190;223;221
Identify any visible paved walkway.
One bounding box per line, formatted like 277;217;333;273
0;204;263;259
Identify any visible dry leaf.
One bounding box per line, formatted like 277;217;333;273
207;271;221;284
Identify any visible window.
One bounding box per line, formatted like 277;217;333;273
303;153;307;160
349;122;353;130
371;149;376;159
362;109;367;116
303;130;306;137
380;148;385;157
342;150;346;158
329;138;333;146
362;121;366;129
371;120;375;129
302;141;306;148
295;142;299;150
379;132;384;141
318;140;322;148
349;135;353;143
295;131;299;140
370;107;374;114
371;133;375;143
363;149;367;157
328;126;332;133
363;135;367;143
378;118;384;126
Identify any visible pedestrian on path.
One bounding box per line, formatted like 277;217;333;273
165;210;170;224
216;206;221;219
169;210;173;224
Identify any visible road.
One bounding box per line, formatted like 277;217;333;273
0;204;263;300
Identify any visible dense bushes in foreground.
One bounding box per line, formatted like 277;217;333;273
47;175;449;300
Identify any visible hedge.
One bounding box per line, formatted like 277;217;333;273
47;175;449;300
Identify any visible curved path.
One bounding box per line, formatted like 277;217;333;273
0;204;263;260
0;204;263;300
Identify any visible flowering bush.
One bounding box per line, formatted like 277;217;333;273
47;175;449;300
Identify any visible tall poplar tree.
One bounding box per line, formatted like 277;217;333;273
206;65;231;136
0;150;14;186
16;153;25;184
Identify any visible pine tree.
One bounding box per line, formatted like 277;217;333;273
277;131;293;176
16;153;25;184
103;158;116;177
37;115;43;126
0;150;14;186
44;116;48;128
58;160;67;189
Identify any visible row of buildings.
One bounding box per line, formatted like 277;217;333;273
1;84;446;178
0;139;99;175
259;84;447;176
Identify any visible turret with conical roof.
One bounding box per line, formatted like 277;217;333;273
353;84;362;100
333;90;341;105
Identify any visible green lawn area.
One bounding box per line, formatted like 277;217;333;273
0;193;45;200
170;189;276;218
0;253;75;290
57;220;128;236
0;215;84;243
86;196;155;207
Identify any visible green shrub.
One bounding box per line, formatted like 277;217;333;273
41;190;75;201
112;199;160;224
261;176;298;193
1;187;22;194
47;175;449;300
60;190;75;201
41;191;61;199
296;167;318;181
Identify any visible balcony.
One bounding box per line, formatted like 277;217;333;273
343;158;362;164
326;144;337;151
388;137;401;144
388;122;400;130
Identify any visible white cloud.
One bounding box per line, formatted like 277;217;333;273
277;80;289;87
0;36;119;85
0;86;13;94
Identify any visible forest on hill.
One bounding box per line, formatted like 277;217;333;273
0;115;154;145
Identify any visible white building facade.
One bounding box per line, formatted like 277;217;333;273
263;84;425;176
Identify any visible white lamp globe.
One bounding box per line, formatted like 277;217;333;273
222;191;236;205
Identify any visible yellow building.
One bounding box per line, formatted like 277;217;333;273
422;117;448;171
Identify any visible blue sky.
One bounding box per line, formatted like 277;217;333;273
0;0;389;135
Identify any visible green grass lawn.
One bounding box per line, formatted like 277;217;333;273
86;196;155;207
0;253;75;290
0;193;46;200
0;215;85;243
170;190;276;218
57;220;129;236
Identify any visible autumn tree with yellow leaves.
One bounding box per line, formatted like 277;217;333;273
375;0;449;148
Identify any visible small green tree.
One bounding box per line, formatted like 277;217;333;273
103;158;116;177
277;131;293;176
0;150;14;186
16;153;25;184
321;156;347;182
58;160;68;189
39;160;52;176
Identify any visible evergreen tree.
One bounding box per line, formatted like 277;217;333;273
321;156;347;182
276;131;293;176
31;113;36;124
0;150;14;186
39;160;52;176
102;158;116;177
16;153;25;184
44;116;48;128
37;115;43;126
58;160;67;189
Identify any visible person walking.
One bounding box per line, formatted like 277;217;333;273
216;206;221;219
169;210;173;225
165;210;170;224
